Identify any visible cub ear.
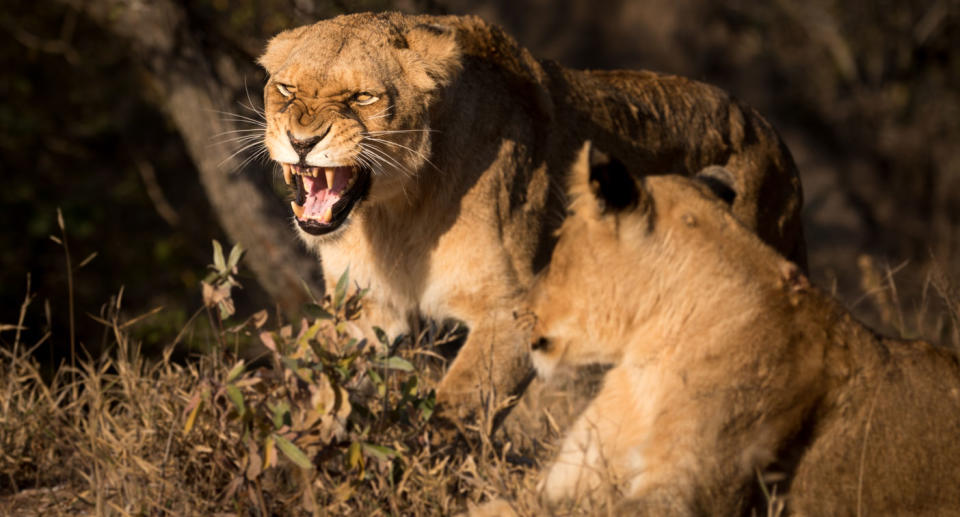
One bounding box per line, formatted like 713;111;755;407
258;26;309;73
694;165;737;206
570;141;649;219
402;23;462;91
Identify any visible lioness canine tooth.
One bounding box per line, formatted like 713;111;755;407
325;168;336;189
290;201;305;218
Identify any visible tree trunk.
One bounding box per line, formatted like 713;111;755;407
62;0;325;313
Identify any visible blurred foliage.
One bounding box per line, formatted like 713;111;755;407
700;1;960;254
1;2;221;363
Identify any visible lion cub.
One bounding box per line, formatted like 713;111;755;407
526;143;960;514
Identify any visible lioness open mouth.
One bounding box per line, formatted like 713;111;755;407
283;163;371;235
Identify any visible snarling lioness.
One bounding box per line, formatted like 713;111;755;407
527;143;960;514
258;12;806;417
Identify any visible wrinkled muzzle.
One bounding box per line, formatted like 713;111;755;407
267;102;374;236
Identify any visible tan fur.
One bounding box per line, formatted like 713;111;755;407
259;12;806;417
528;143;960;515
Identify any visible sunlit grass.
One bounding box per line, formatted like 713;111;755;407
1;233;956;515
0;246;546;515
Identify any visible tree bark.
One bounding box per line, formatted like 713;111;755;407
62;0;325;313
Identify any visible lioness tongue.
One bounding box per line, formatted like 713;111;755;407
301;167;351;223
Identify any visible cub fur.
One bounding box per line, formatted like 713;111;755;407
258;12;806;417
526;143;960;514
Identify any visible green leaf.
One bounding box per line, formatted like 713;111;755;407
281;357;300;373
226;360;246;383
225;385;246;417
294;367;314;383
271;401;292;429
347;441;363;469
296;319;325;352
372;326;389;347
274;433;313;469
301;278;320;304
402;376;418;398
374;356;415;372
303;303;335;320
212;240;226;272
227;243;245;270
361;443;399;462
333;268;349;309
218;301;234;320
418;390;436;422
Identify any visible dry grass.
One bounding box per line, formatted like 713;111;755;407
0;270;554;515
855;253;960;351
2;236;957;516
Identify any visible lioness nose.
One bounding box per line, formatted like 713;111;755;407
288;132;321;159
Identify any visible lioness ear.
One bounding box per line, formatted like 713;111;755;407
258;26;309;73
694;165;737;206
402;23;462;91
570;141;649;219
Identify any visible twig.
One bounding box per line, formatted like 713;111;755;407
4;20;81;64
135;159;181;226
56;208;78;403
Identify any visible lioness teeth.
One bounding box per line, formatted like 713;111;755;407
290;201;305;218
288;164;362;190
321;207;333;223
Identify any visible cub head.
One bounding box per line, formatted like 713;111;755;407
258;12;461;239
526;142;747;378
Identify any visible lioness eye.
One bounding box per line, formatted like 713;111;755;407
353;92;379;106
276;83;294;97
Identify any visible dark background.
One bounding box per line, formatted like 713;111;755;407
3;0;958;363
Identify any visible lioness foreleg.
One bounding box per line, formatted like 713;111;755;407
434;308;533;423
